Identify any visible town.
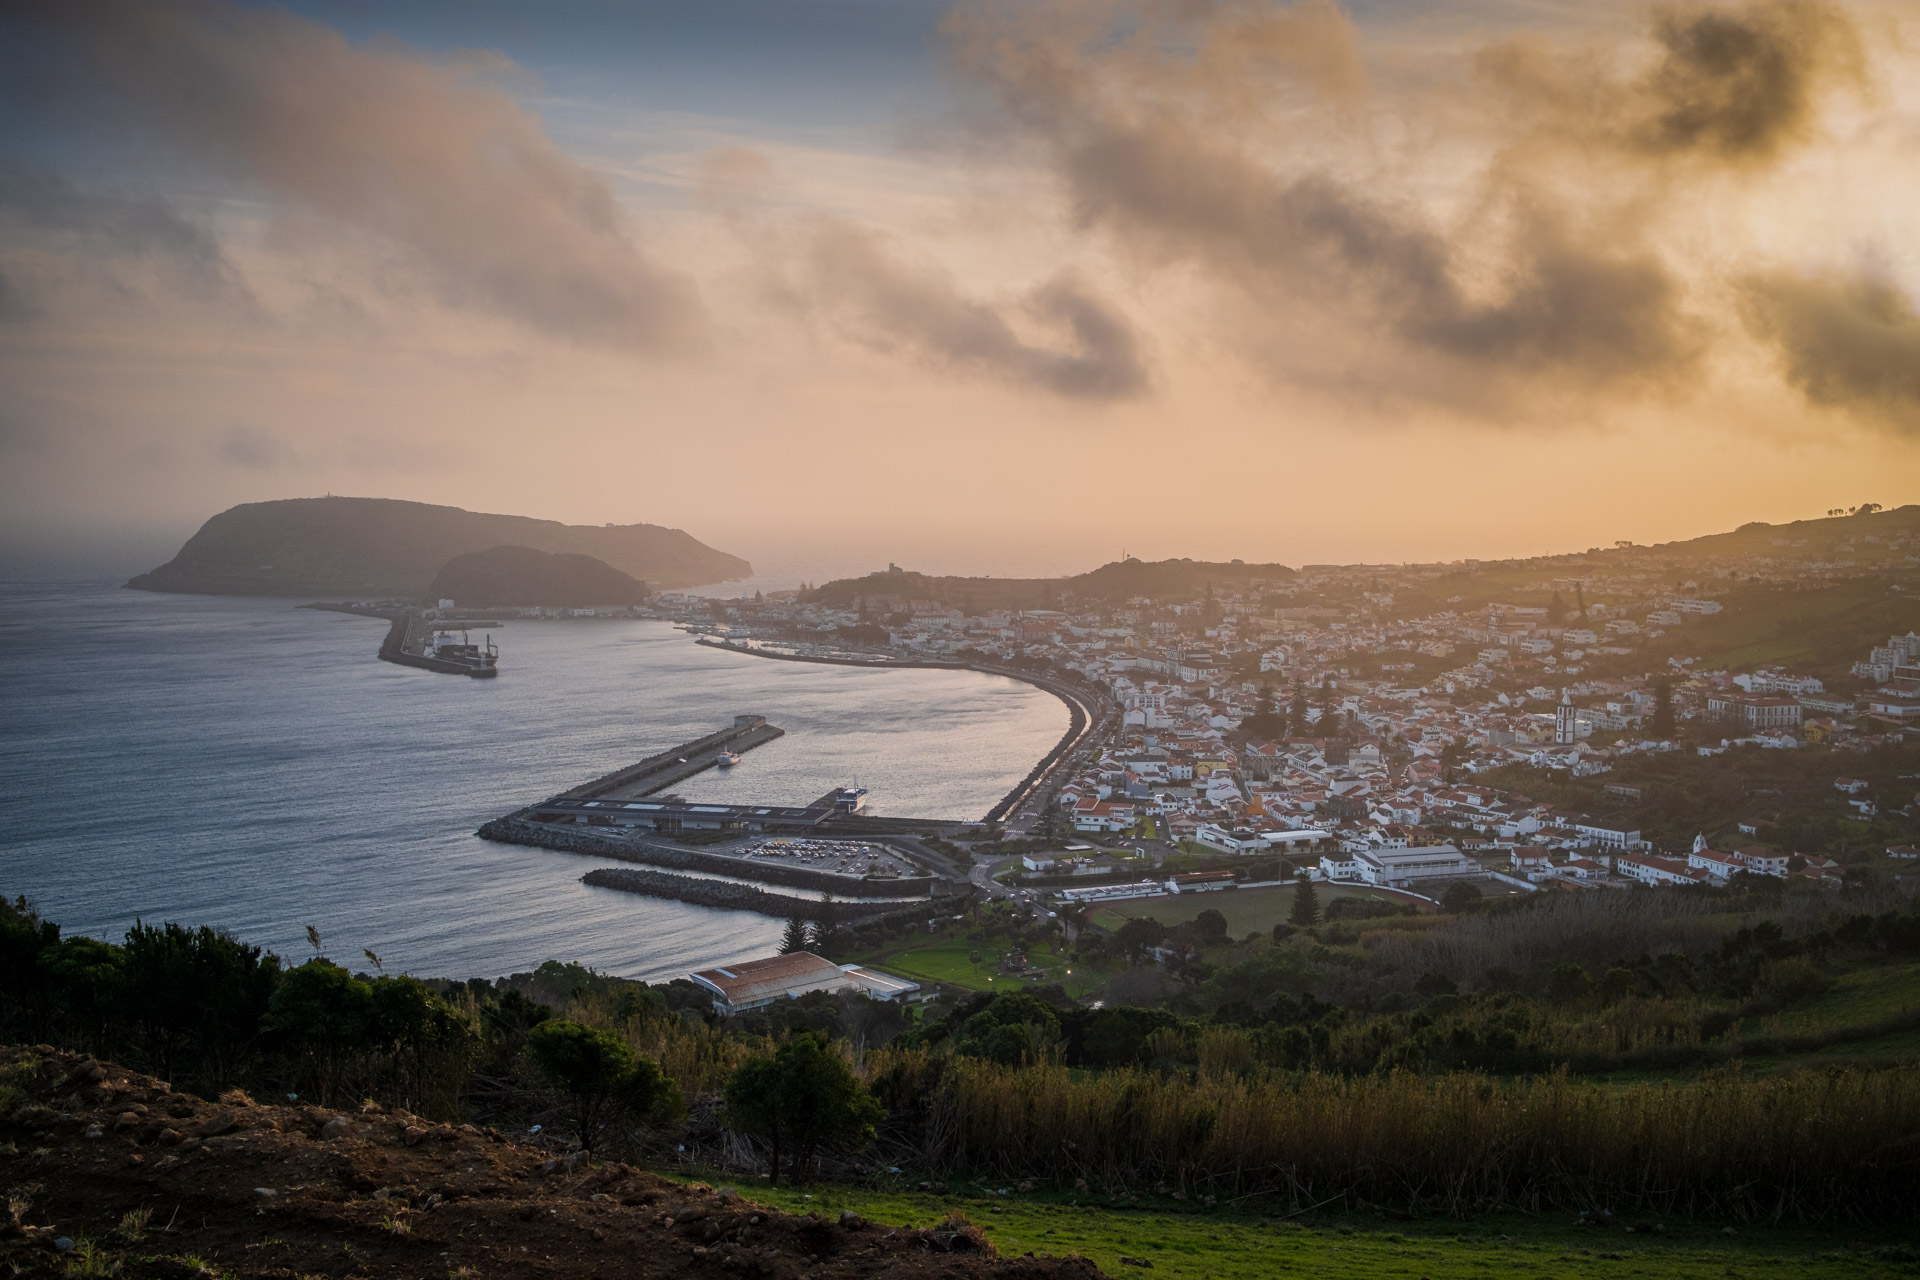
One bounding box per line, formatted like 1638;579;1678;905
649;506;1920;910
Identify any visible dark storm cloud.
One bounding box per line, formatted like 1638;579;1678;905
807;221;1148;400
21;0;702;350
1742;273;1920;431
1634;2;1866;163
1480;0;1868;167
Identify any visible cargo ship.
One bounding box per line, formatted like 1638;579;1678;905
422;629;499;677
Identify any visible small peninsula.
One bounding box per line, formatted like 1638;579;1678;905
126;496;750;596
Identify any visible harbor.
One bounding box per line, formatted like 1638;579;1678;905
479;716;977;916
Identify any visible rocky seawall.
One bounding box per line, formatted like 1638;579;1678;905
579;867;942;922
478;817;936;897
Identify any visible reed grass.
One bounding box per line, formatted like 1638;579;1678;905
896;1052;1920;1222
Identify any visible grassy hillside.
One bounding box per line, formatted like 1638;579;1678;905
1635;581;1920;677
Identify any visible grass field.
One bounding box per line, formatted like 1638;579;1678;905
856;940;1111;998
1088;883;1385;935
680;1179;1920;1279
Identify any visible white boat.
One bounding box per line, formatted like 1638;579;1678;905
716;751;742;767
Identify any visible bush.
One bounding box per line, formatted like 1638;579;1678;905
524;1020;671;1151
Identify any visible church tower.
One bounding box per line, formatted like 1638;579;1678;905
1555;689;1577;745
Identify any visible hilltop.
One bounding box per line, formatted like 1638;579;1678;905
127;497;750;597
428;544;650;608
805;558;1297;612
803;507;1920;615
0;1046;1092;1280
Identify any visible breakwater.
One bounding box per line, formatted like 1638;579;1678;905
560;716;783;801
580;867;943;920
305;602;499;677
477;816;934;896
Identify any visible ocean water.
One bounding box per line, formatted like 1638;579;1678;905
0;584;1067;983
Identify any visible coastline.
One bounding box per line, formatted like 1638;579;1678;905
693;637;1113;824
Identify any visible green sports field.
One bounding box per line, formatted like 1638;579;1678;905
1088;883;1391;936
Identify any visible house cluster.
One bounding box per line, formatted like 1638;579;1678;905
666;536;1916;892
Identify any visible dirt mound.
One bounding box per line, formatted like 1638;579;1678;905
0;1047;1105;1280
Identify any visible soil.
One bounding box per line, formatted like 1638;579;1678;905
0;1047;1106;1280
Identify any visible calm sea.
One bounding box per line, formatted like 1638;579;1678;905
0;584;1067;983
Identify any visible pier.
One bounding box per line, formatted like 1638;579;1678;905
559;715;785;801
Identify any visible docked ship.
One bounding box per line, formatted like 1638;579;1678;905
715;750;743;767
832;785;868;814
425;629;499;678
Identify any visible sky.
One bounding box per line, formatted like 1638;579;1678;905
2;0;1918;583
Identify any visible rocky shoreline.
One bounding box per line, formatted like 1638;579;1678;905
477;817;936;896
579;866;935;921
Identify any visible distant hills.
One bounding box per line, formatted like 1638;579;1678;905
126;497;750;597
429;545;648;608
802;506;1920;614
804;558;1297;611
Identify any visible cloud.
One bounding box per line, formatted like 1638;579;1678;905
1479;0;1869;167
0;158;242;306
212;423;299;471
804;221;1148;400
1741;272;1920;430
26;0;701;351
937;0;1909;422
943;1;1708;407
1634;2;1866;163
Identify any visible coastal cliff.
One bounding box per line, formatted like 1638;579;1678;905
127;496;751;596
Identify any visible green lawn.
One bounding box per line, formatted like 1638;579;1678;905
1089;883;1386;936
853;939;1112;999
683;1180;1919;1280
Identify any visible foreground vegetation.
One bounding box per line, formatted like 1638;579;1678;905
717;1181;1920;1280
6;888;1920;1226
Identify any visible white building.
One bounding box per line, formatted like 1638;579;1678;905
1614;852;1708;887
689;952;920;1016
1352;845;1479;888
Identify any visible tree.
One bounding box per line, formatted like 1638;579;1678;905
956;992;1062;1065
121;921;280;1090
1289;876;1320;926
1548;591;1567;625
779;917;810;955
1440;882;1484;915
1114;916;1167;964
1290;689;1308;736
263;960;373;1105
524;1020;669;1152
0;897;60;1044
1651;679;1675;738
1193;908;1229;946
722;1031;883;1184
808;898;840;958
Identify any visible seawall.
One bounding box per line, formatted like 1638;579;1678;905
579;866;956;922
478;817;934;897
